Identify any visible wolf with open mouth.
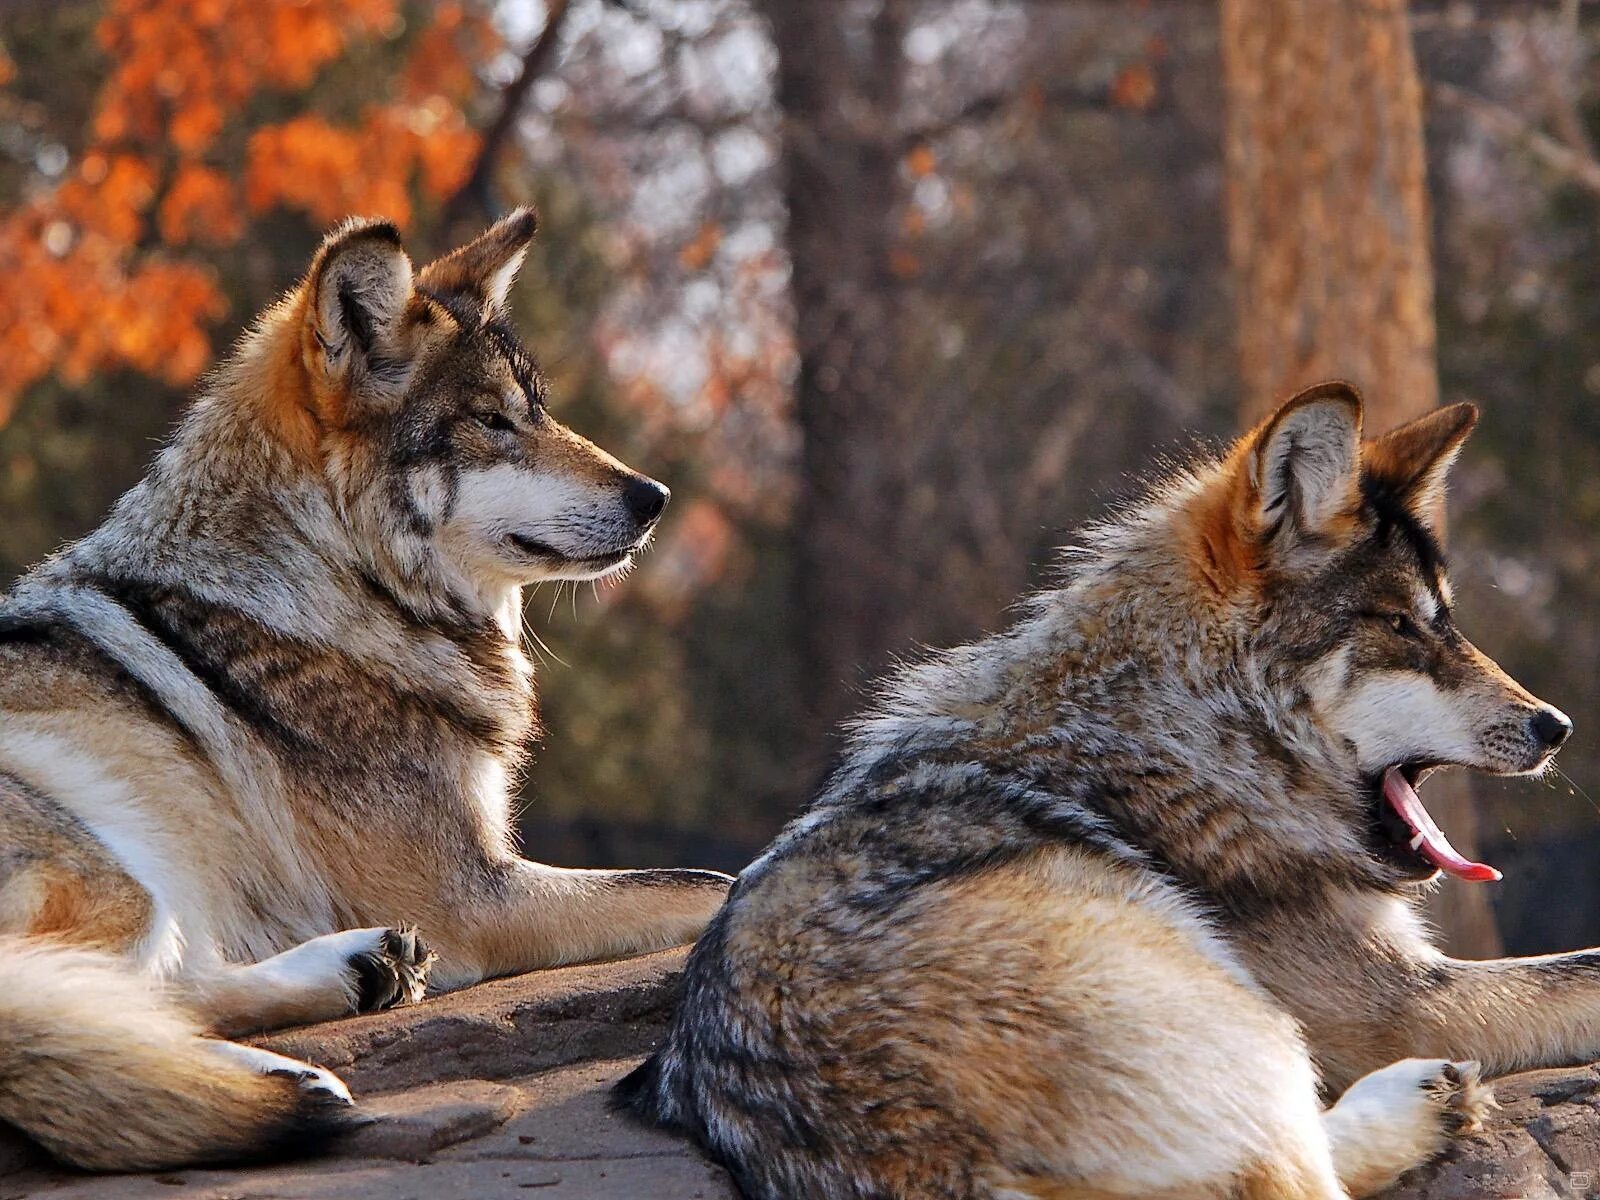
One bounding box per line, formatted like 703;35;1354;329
620;383;1583;1200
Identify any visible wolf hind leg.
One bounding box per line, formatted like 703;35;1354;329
0;772;156;955
1320;1057;1493;1198
186;926;433;1036
995;1163;1345;1200
863;853;1355;1200
991;1123;1349;1200
431;859;731;988
205;1041;353;1104
1000;1113;1349;1200
1093;1060;1491;1200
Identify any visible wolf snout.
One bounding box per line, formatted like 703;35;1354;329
1530;706;1573;751
623;476;670;527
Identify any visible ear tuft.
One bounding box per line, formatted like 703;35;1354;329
307;218;413;378
499;205;539;246
1246;380;1363;554
418;206;539;318
351;219;403;248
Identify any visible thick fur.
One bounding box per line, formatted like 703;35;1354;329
619;384;1573;1200
0;211;729;1171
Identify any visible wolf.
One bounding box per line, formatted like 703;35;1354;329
618;383;1586;1200
0;210;730;1172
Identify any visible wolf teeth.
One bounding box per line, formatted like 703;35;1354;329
1410;832;1426;851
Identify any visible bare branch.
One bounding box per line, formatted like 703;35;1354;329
442;0;574;230
1430;79;1600;197
574;109;762;139
898;81;1141;151
1510;0;1599;170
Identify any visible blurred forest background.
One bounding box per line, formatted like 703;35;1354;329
2;0;1599;958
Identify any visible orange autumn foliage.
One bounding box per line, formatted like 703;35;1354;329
92;0;397;153
159;162;243;246
0;0;498;422
246;104;479;228
678;220;722;272
1109;62;1159;113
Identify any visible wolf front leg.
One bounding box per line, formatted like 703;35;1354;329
428;858;732;990
184;928;434;1036
1391;950;1600;1078
1243;903;1600;1089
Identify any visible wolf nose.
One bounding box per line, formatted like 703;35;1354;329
624;477;670;526
1531;707;1573;750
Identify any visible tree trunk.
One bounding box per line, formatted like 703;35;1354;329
1220;0;1501;957
763;1;919;756
1221;0;1438;420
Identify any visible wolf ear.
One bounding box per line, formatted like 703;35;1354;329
1361;402;1478;537
305;218;414;396
1243;381;1364;561
417;207;538;318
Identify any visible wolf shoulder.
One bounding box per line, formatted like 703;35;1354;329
719;760;1255;994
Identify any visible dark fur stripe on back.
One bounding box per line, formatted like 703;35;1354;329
70;571;519;771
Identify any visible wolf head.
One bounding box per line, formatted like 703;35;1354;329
1187;382;1569;883
246;210;667;619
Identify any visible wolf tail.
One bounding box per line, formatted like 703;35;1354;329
0;936;357;1172
612;1049;679;1127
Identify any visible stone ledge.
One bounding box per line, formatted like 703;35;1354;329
254;946;687;1094
3;949;1598;1198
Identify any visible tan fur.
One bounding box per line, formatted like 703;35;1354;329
0;777;150;950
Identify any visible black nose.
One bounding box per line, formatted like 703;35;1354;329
623;477;670;526
1531;708;1573;750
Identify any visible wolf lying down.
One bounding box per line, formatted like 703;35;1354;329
0;212;731;1171
620;385;1584;1200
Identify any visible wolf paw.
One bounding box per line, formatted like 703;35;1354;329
1325;1057;1496;1197
347;927;434;1013
1422;1059;1496;1138
209;1041;355;1106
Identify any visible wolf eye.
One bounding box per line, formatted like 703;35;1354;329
475;411;515;433
1369;611;1421;640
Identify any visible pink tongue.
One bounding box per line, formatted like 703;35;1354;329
1382;767;1501;882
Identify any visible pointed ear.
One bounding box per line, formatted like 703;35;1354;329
417;207;538;318
305;217;414;397
1361;402;1478;537
1242;381;1364;561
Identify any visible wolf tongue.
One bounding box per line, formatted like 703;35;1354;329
1381;766;1501;883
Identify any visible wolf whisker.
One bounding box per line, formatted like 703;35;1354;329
1552;762;1600;818
527;625;570;669
517;612;545;667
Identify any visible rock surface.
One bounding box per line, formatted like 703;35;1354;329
2;949;1598;1198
